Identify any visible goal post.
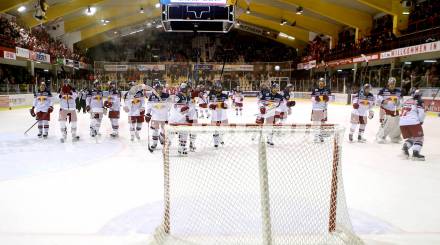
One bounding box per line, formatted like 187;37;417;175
153;124;363;245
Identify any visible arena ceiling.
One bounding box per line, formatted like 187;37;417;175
1;0;408;50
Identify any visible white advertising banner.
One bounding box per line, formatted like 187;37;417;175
15;47;30;59
214;64;254;71
104;65;129;72
29;51;51;63
4;51;16;60
161;0;227;5
137;64;166;71
380;41;440;59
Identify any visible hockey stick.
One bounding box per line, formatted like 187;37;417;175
24;120;39;135
147;121;154;153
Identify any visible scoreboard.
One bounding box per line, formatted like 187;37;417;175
160;0;235;5
160;0;235;32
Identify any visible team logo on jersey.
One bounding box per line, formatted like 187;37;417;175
94;95;101;101
63;95;72;100
132;98;140;104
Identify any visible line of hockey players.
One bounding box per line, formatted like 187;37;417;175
30;76;426;160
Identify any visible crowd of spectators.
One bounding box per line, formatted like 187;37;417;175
0;15;89;63
406;0;440;33
89;30;297;63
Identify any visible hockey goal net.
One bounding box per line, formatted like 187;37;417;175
153;124;362;245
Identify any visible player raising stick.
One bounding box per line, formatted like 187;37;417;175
376;77;402;143
123;82;145;141
145;82;170;151
58;79;79;142
400;90;425;161
349;84;375;143
30;82;53;138
105;81;122;138
311;78;331;142
208;81;229;148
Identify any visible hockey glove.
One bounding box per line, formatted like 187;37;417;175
287;101;296;107
30;107;36;117
209;104;217;110
353;103;360;109
186;116;194;124
315;96;321;102
86;105;91;112
260;107;266;114
48;106;54;113
140;109;145;116
221;102;228;109
104;101;112;108
145;113;152;123
323;95;329;102
180;105;189;113
255;117;264;124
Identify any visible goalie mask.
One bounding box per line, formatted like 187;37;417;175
179;82;188;94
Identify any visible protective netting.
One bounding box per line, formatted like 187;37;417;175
153;124;363;245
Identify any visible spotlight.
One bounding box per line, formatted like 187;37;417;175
246;7;251;14
296;6;303;15
140;7;144;14
85;6;96;16
155;3;161;8
17;6;26;12
280;19;287;26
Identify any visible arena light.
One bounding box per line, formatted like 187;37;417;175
274;65;281;71
246;7;251;14
404;61;412;65
85;6;96;16
140;7;144;14
337;69;343;72
279;32;295;40
17;6;26;12
155;3;161;8
402;11;410;15
424;60;437;63
296;6;303;15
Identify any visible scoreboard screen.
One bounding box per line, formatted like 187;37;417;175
160;0;227;5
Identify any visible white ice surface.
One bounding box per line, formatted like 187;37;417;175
0;98;439;245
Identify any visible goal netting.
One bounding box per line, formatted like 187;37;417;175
152;124;363;245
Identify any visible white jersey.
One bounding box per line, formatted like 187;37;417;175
198;91;209;105
311;87;331;111
208;91;229;122
352;91;375;116
106;89;121;111
377;88;402;113
276;91;294;113
124;91;145;117
233;92;244;104
33;90;53;112
169;93;193;124
146;92;170;122
399;98;425;126
59;92;77;111
86;89;104;113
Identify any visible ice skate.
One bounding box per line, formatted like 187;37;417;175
402;144;410;158
348;134;353;142
72;135;80;142
190;142;196;152
358;135;367;143
412;151;425;161
135;131;141;140
110;132;118;138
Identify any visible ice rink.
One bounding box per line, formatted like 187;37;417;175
0;98;439;245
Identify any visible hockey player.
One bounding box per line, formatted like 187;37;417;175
232;86;244;116
123;83;145;141
197;85;209;119
30;82;53;138
208;81;229;147
376;77;402;143
145;82;170;150
58;79;79;142
311;78;331;142
275;84;296;124
169;83;194;155
105;81;121;138
400;90;425;161
86;81;105;137
256;83;284;145
349;84;375;143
